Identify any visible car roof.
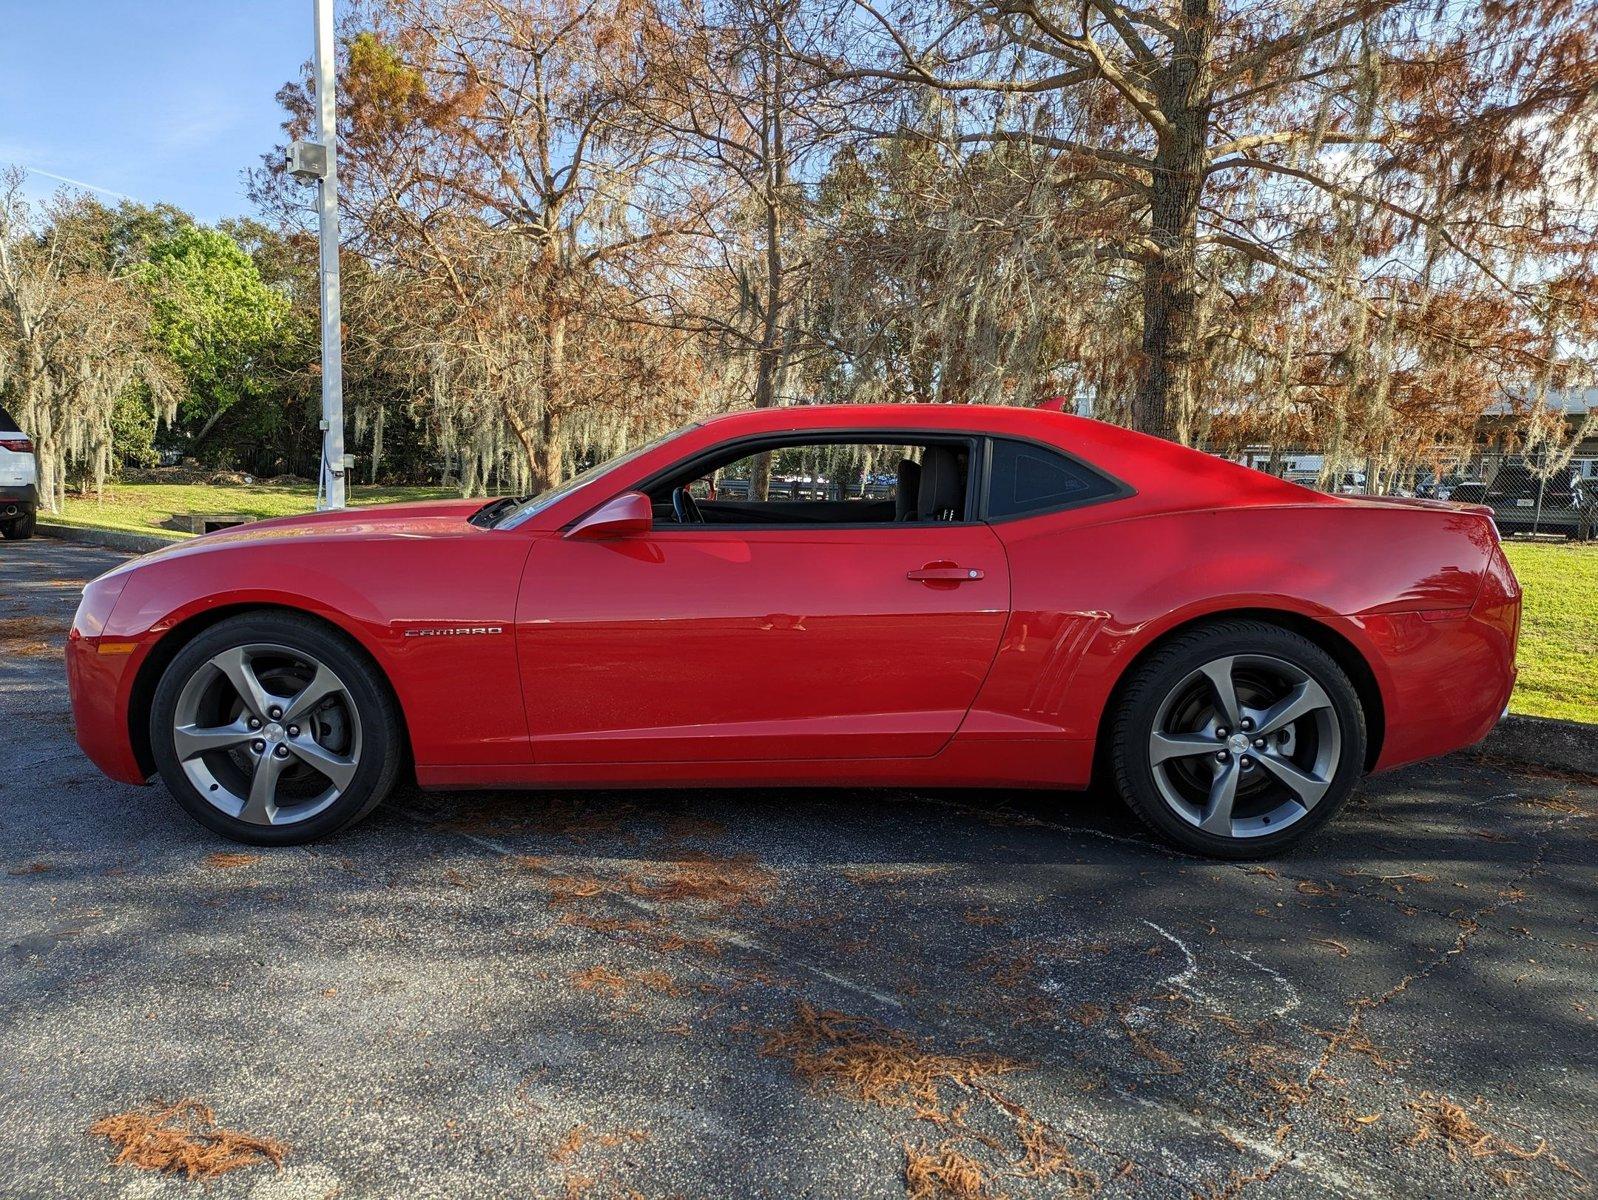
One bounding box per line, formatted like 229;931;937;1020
696;402;1060;435
689;404;1325;513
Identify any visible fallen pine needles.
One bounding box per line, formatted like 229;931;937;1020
762;1002;1018;1112
88;1100;285;1179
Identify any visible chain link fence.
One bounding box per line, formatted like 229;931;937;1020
1229;449;1598;540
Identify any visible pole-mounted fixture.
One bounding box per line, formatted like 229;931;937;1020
290;0;349;509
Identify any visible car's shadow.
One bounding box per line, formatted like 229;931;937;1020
367;752;1587;878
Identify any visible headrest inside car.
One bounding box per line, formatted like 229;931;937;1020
916;446;965;521
895;459;921;520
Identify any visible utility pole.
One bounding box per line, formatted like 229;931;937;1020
288;0;347;508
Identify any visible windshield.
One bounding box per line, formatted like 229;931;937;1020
493;424;700;529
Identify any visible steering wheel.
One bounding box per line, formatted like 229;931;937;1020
671;486;705;524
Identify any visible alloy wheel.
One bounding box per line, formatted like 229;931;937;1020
170;642;362;827
1146;653;1341;839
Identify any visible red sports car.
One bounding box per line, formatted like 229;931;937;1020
67;405;1520;857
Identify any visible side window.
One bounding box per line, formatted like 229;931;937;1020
985;439;1121;518
653;439;972;525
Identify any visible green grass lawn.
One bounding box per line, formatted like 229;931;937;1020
1501;541;1597;724
53;481;459;536
44;483;1596;723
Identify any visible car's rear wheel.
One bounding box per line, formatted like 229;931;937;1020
150;612;401;845
1;511;35;540
1110;621;1366;859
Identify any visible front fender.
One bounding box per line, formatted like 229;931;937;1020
99;535;536;768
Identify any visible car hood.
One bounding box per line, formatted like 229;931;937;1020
98;498;493;579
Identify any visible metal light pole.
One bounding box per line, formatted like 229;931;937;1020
289;0;347;509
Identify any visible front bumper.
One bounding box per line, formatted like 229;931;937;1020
66;572;152;786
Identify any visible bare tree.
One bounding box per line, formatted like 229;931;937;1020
263;0;718;490
0;171;175;510
811;1;1598;440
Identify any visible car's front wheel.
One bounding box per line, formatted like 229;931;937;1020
1110;621;1366;859
150;612;402;845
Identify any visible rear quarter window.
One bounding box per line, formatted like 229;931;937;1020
985;438;1123;518
0;404;18;434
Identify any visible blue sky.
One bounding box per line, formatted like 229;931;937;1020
0;1;307;223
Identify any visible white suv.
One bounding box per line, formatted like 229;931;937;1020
0;403;38;540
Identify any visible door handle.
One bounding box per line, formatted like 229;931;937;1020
907;565;984;582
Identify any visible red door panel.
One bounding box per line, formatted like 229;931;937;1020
516;525;1010;763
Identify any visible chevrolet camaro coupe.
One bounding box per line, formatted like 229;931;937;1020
67;405;1520;858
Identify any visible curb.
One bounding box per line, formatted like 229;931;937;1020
37;521;188;555
1477;713;1598;777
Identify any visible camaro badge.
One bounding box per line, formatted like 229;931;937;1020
402;625;505;637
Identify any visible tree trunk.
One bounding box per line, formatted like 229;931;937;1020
498;398;541;496
539;406;563;492
1133;1;1214;442
532;306;569;493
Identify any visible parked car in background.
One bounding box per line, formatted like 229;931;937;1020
1431;474;1480;501
69;405;1520;860
1484;460;1593;539
0;403;37;541
1446;480;1488;505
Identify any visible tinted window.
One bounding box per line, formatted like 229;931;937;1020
985;439;1120;518
654;439;971;525
0;404;17;433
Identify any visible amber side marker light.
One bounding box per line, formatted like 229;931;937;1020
96;641;139;656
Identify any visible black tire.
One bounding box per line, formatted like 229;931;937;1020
1;511;35;540
1109;620;1366;859
150;611;402;845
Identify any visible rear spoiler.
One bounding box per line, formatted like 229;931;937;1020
1361;495;1495;517
1342;494;1495;519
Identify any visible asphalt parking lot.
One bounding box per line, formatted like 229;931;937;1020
2;538;1595;1199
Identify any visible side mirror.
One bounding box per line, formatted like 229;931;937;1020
565;491;653;540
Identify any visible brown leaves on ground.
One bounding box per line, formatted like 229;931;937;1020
1193;1156;1288;1200
1008;1107;1097;1194
203;851;260;869
1314;1024;1404;1072
570;965;681;999
902;1111;1096;1200
0;616;59;657
1404;1092;1546;1164
1065;1003;1105;1029
546;875;609;906
768;1002;1100;1198
762;1002;1018;1113
904;1141;1004;1200
88;1100;285;1179
549;1123;651;1163
549;1123;588;1163
0;616;58;640
545;853;774;912
1115;1007;1183;1076
625;853;775;909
